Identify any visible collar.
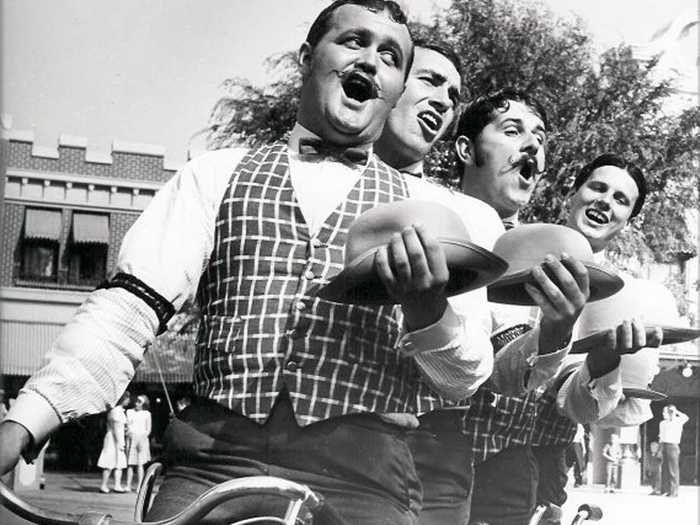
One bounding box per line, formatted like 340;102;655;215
288;123;374;156
399;160;424;178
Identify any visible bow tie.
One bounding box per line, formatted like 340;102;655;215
297;137;370;166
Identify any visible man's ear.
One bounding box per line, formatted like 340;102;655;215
298;42;313;78
454;135;475;166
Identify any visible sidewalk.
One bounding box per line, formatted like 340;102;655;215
2;470;699;524
562;484;698;525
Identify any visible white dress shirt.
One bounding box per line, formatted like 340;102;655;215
7;124;499;445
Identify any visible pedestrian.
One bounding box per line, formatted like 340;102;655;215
97;391;130;494
659;404;689;497
566;424;587;487
645;440;663;495
125;394;152;492
0;2;495;523
602;432;622;493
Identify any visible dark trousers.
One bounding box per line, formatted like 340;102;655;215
532;444;569;516
146;393;421;524
407;411;474;525
661;443;680;496
565;442;585;485
469;446;539;525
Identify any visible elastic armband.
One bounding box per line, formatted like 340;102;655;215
98;272;174;334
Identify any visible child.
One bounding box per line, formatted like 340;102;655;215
645;440;663;495
602;433;622;493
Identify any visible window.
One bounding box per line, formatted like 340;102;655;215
67;212;110;285
20;208;62;282
68;244;107;284
21;240;58;280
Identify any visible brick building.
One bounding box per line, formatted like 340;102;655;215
0;127;197;467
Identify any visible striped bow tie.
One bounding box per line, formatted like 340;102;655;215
298;137;369;166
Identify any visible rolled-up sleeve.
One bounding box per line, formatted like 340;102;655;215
5;149;245;446
556;359;623;424
490;325;571;395
398;287;493;401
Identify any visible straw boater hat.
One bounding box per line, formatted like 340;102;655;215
571;276;700;400
319;200;508;305
486;223;624;306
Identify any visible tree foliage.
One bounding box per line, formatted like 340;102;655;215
205;0;698;271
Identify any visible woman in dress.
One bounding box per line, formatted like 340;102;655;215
125;394;152;492
97;390;130;493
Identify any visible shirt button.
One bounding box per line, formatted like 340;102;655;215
304;270;315;280
286;360;299;372
310;238;322;248
295;301;306;311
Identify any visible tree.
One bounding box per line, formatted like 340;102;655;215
204;0;698;272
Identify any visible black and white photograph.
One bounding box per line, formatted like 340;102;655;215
0;1;697;524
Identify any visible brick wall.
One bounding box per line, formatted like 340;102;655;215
2;137;172;290
8;142;175;183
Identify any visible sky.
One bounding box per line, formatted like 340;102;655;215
1;0;696;166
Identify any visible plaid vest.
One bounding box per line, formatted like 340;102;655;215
530;387;577;447
193;143;438;425
465;388;541;464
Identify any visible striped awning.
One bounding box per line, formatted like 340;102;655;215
133;335;195;383
0;319;64;375
1;318;194;384
72;213;110;244
24;208;62;241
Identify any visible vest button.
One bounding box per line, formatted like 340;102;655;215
286;360;299;372
310;238;323;248
304;270;315;280
295;301;306;311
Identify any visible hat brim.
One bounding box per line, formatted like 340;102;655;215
318;238;508;305
486;262;623;306
570;325;700;354
622;387;667;401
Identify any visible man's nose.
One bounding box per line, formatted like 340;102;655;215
594;196;612;210
355;48;378;75
521;131;540;155
429;86;451;114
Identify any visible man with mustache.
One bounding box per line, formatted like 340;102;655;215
454;89;589;525
0;2;495;523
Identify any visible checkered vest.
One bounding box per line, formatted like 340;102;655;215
465;388;540;464
530;386;577;447
193;143;437;425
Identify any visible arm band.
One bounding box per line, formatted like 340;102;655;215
97;272;175;335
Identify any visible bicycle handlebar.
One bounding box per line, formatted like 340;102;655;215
1;475;343;525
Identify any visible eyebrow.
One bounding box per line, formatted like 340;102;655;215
500;117;546;134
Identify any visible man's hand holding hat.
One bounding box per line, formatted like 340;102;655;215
585;319;663;379
374;223;450;330
524;252;591;354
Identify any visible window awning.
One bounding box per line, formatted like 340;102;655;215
24;209;62;241
1;319;64;375
72;213;110;244
1;318;194;384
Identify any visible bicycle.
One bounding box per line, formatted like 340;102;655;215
0;462;348;525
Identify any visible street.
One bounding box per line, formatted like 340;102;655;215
1;470;698;525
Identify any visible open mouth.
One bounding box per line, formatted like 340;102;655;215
584;208;609;225
519;157;538;182
341;70;378;103
417;111;442;134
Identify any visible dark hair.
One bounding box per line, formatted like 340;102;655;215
305;0;414;78
455;88;548;171
457;88;548;143
572;153;647;218
413;38;463;81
